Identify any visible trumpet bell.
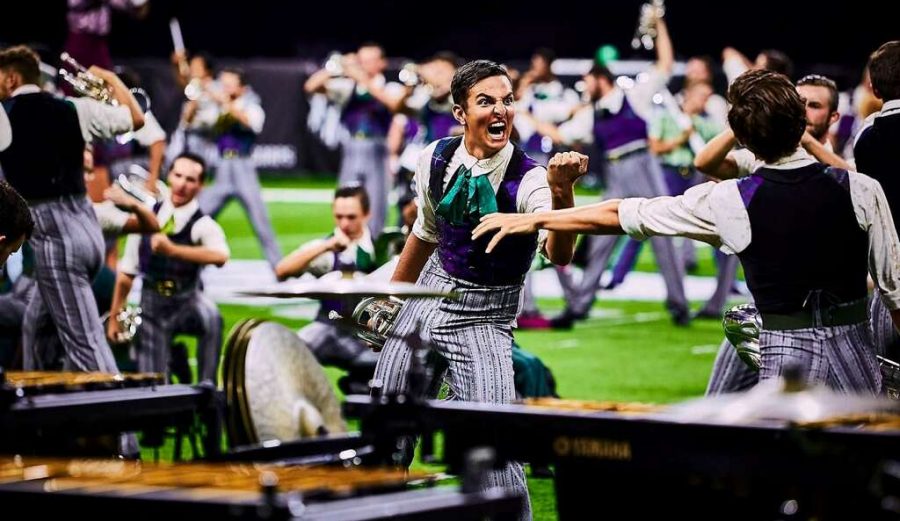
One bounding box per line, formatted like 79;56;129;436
116;165;169;207
722;303;762;371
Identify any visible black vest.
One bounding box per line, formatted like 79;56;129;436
736;163;868;314
0;92;85;200
854;111;900;235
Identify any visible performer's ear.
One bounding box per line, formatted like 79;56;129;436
452;104;466;126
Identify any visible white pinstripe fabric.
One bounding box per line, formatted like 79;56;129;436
22;196;118;372
373;254;531;520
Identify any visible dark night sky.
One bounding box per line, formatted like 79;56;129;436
2;0;896;83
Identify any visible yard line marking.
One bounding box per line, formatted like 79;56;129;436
690;344;720;355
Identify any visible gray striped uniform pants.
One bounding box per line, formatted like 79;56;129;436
705;338;759;395
339;138;387;238
137;287;223;384
759;323;882;393
200;157;281;268
869;296;900;360
569;152;687;316
22;196;118;372
373;255;532;520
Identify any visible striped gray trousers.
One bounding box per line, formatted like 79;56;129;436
339;138;387;238
137;286;223;384
373;255;532;520
569;152;687;316
869;296;900;360
759;323;882;393
706;339;759;395
22;196;118;372
200;157;281;269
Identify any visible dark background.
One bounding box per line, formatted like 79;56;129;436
2;0;895;79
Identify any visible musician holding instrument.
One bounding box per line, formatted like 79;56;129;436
526;17;689;328
193;67;282;271
110;152;228;384
275;185;380;380
0;44;144;373
304;43;412;238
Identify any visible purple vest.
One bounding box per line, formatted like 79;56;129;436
429;137;540;285
340;85;393;138
593;95;648;155
420;103;457;142
138;203;204;291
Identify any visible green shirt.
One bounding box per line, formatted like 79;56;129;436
648;111;721;167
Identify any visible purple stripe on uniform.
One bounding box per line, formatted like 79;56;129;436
737;174;765;208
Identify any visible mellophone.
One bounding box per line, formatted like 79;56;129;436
0;456;523;520
344;394;900;520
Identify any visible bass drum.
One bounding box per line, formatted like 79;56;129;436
222;319;346;448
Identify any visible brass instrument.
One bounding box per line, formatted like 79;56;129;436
116;165;169;206
101;304;143;347
398;62;420;87
58;53;152;113
330;296;405;350
631;0;666;50
59;52;115;104
722;303;762;371
184;78;203;101
324;52;345;77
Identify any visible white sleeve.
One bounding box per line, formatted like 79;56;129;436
132;111;166;147
849;173;900;310
119;234;141;276
190;216;230;258
557;106;595;145
297;239;336;277
618;180;751;254
243;102;265;134
68;97;133;143
628;68;671;121
728;148;762;177
723;57;749;85
93;201;131;234
325;78;354;106
518;166;552;251
0;103;11;151
411;141;440;243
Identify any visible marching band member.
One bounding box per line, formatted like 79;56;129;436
0;44;143;372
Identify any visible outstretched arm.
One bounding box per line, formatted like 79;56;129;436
543;152;589;265
474;200;625;254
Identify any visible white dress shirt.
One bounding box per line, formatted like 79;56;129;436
412;140;552;249
618;148;900;310
119;197;229;276
0;84;133;152
557;68;670;146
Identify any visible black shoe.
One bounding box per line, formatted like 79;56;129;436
670;307;691;327
692;309;722;320
549;309;587;329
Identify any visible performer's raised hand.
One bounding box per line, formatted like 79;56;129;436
547;151;588;187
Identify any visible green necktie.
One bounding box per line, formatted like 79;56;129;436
160;214;176;235
436;165;498;225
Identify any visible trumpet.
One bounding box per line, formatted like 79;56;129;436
329;296;404;351
58;53;152;113
102;305;143;347
59;52;116;105
631;0;666;50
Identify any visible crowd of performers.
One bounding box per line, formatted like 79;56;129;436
2;3;900;517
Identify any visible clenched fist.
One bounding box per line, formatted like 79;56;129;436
547;151;589;187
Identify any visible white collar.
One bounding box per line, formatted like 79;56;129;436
456;140;513;177
11;84;41;97
159;197;201;232
762;147;817;170
597;87;625;113
334;226;374;254
879;99;900;117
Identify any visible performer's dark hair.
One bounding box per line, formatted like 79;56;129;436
533;47;556;65
451;60;511;108
868;40;900;101
0;45;40;86
760;49;794;79
587;64;615;84
170;152;207;182
335;185;370;214
797;74;839;113
728;69;806;164
220;66;247;86
0;180;34;241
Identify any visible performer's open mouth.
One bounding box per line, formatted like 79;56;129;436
487;121;506;139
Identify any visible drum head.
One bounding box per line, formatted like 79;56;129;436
222;320;346;448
